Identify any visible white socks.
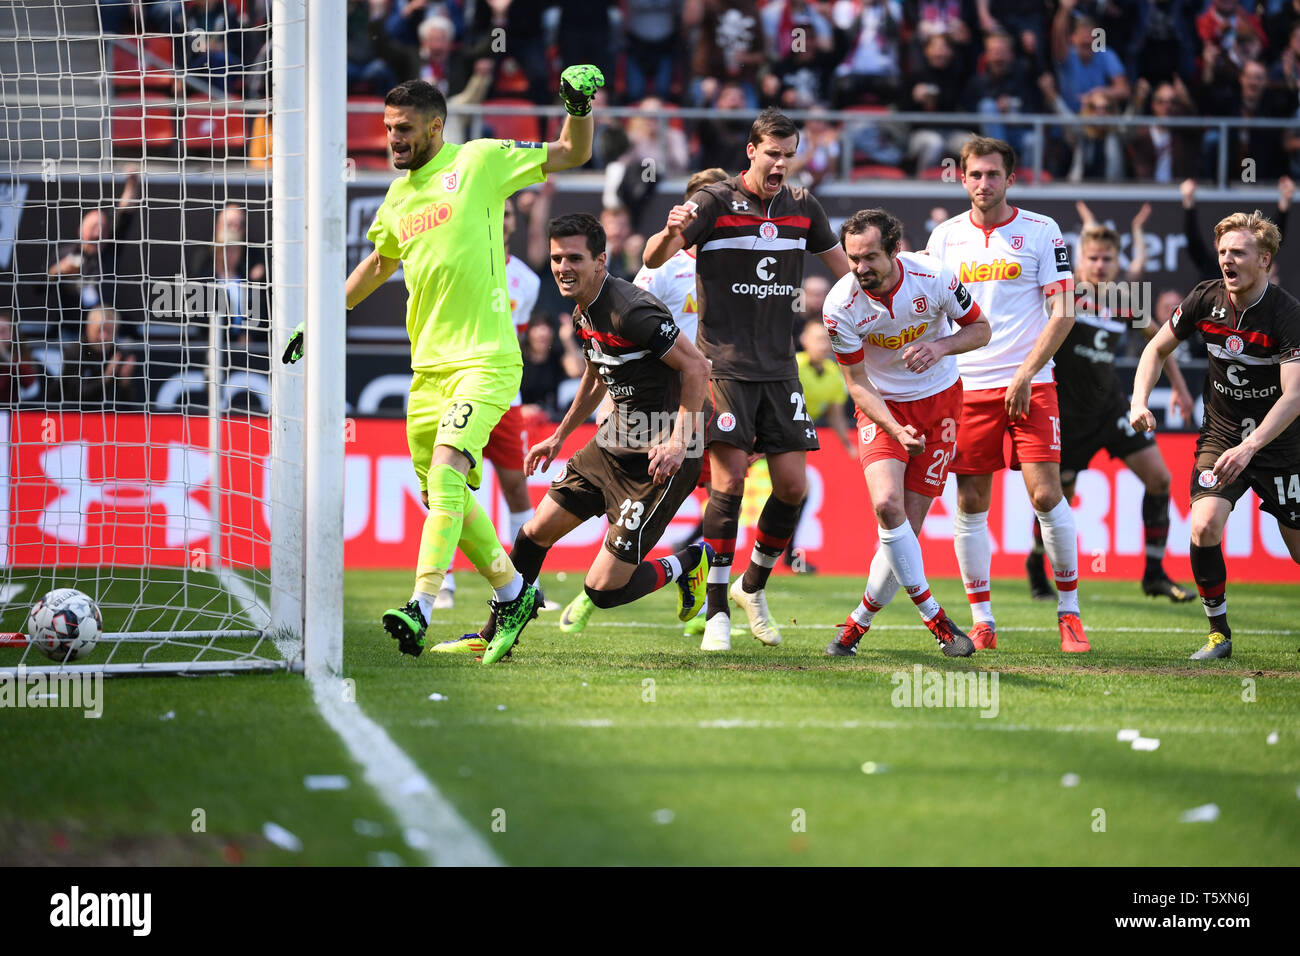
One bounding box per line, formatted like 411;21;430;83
412;591;435;622
879;520;942;622
493;572;524;604
509;508;532;541
851;546;901;626
954;509;994;626
1036;497;1080;616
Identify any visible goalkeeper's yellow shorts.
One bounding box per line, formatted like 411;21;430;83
407;362;522;491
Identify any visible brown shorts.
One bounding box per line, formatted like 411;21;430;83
548;438;704;563
707;378;821;455
1190;448;1300;531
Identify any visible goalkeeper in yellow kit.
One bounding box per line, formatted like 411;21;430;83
285;66;605;663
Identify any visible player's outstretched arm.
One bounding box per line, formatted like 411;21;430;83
1140;309;1194;419
840;360;924;457
648;335;711;483
1127;202;1152;281
541;65;604;174
1130;320;1180;432
1212;361;1300;483
526;359;609;475
643;202;696;268
817;246;851;279
1007;285;1073;419
346;248;401;310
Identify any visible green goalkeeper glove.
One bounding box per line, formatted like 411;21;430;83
281;321;304;364
559;64;605;117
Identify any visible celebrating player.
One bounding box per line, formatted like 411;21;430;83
1131;210;1300;660
556;167;727;639
292;68;605;658
1026;222;1195;604
824;210;988;657
927;136;1089;653
644;108;850;652
445;213;713;662
435;195;544;612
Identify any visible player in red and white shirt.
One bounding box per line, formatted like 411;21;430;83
926;136;1088;653
436;195;541;611
822;209;990;657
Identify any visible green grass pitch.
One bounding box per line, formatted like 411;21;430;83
2;569;1297;865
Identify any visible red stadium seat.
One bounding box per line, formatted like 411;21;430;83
348;98;390;166
481;98;542;143
111;36;175;93
851;163;906;180
110;95;175;153
181;99;248;154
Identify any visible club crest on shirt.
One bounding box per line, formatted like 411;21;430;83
759;221;778;241
912;295;928;314
1226;334;1244;354
442;171;459;192
717;412;737;432
1011;235;1024;250
1198;471;1219;488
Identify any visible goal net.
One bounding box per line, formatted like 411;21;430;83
0;0;343;676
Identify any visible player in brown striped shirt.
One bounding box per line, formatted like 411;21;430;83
644;108;849;651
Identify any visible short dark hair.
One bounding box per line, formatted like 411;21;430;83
548;213;606;256
686;167;727;201
840;208;903;257
385;79;447;121
749;108;799;148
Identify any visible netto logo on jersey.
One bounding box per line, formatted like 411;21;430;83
868;322;928;350
958;259;1022;283
398;202;453;242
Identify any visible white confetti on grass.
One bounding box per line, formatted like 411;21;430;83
861;761;889;775
159;710;175;721
1179;803;1220;823
428;693;448;701
1267;731;1279;745
353;819;385;837
304;775;350;791
1131;737;1161;751
1061;773;1081;787
1117;728;1140;742
262;822;303;852
652;809;675;824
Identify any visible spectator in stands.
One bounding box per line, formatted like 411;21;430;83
905;0;976;73
793;274;832;335
48;169;140;342
1051;6;1130;112
386;0;466;46
1200;58;1297;182
1178;175;1292;287
1130;0;1198;86
346;0;414;96
1196;0;1267;70
1126;76;1200;182
0;308;41;405
965;30;1043;168
182;0;253;95
788;108;842;187
61;306;142;409
603;99;691;230
520;315;584;422
1062;88;1129;182
599;206;645;282
899;32;972;173
975;0;1046;69
474;0;550;105
694;80;752;170
1268;0;1300;49
416;14;470;95
624;0;684;101
555;1;614;101
761;0;837;106
685;0;767;107
829;0;904;107
188;203;268;363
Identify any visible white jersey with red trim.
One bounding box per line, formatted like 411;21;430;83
505;254;540;407
822;251;983;402
633;249;700;343
506;254;541;336
925;206;1073;390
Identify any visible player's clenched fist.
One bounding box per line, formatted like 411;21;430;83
663;202;698;237
525;433;563;476
559;64;605;116
1129;404;1156;434
647;438;686;483
894;423;926;457
902;341;944;374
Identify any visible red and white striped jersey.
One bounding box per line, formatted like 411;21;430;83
633;249;700;343
925;207;1073;390
823;251;982;401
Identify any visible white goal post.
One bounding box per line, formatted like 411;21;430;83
0;0;344;676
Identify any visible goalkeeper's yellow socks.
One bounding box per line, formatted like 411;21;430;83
415;463;466;598
457;483;523;601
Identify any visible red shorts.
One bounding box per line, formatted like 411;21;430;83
951;381;1060;474
483;405;527;472
856;380;963;498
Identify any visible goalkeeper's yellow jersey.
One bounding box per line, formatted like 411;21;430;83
367;138;548;373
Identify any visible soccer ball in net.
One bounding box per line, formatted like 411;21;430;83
26;589;104;662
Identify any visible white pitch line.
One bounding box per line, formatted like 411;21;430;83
310;673;502;867
216;568;498;866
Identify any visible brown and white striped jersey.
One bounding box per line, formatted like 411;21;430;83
680;173;838;382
